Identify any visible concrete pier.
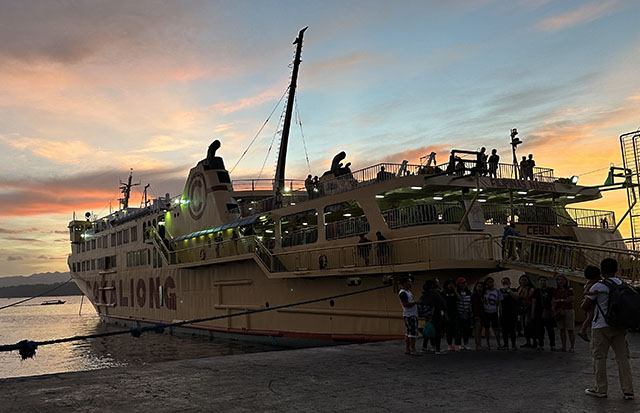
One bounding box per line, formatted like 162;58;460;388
1;334;638;412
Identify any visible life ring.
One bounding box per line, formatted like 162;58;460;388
318;254;328;270
200;249;206;260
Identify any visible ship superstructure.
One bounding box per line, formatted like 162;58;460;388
67;29;640;345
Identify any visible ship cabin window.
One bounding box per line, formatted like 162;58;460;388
117;231;123;245
324;201;370;240
111;233;116;247
131;226;138;242
217;171;231;184
82;242;86;252
81;261;85;272
72;263;76;272
92;239;96;249
281;209;318;247
375;187;465;229
103;236;108;248
142;222;147;240
97;237;102;248
252;215;276;249
123;229;129;244
91;260;96;270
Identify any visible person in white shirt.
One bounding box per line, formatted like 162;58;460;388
582;258;634;400
398;277;420;356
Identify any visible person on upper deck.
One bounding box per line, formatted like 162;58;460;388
527;154;536;180
375;231;389;265
488;149;500;178
305;174;314;198
520;156;529;180
455;157;466;176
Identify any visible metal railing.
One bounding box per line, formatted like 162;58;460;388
232;179;305;192
325;216;371;240
270;232;496;272
482;204;615;229
435;160;556;182
382;202;465;229
282;226;318;247
503;236;640;281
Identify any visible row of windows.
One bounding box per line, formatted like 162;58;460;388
75;226;138;254
71;255;117;272
127;249;150;267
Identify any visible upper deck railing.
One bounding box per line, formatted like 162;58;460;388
233;161;558;217
232;179;306;192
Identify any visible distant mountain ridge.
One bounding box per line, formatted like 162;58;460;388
0;271;71;288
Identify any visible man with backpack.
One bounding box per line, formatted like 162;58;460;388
582;258;636;400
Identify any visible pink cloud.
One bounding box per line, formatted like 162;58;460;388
535;1;618;32
209;87;284;115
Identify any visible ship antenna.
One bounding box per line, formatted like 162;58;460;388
119;168;141;210
274;26;308;191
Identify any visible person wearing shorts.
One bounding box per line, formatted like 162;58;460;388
553;275;575;352
482;277;504;349
398;277;420;356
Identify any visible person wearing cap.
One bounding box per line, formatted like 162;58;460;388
456;277;473;350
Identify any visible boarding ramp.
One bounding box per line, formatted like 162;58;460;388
502;236;640;283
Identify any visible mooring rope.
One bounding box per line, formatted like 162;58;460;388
0;278;73;311
0;282;392;360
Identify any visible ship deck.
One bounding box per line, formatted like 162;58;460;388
3;333;638;412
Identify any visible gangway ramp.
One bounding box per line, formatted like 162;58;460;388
501;236;640;282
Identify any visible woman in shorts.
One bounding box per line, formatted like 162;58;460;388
552;275;575;352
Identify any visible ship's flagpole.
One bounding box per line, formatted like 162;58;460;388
274;26;308;192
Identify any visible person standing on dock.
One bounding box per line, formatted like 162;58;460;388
582;258;635;400
482;277;504;350
398;277;420;356
531;276;556;351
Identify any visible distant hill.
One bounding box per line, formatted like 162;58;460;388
0;282;83;299
0;271;71;288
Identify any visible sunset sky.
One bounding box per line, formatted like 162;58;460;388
1;0;639;277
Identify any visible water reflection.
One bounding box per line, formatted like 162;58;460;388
0;296;279;379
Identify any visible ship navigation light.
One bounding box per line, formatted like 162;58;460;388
570;175;579;184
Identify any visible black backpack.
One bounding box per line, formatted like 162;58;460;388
596;279;640;329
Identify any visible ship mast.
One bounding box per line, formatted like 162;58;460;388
274;26;308;192
119;169;140;210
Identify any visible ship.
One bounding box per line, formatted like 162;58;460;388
68;27;640;346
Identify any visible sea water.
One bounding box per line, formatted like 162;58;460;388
0;296;278;379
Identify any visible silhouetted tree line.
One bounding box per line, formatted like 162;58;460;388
0;282;82;298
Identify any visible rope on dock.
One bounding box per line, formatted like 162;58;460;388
0;282;392;360
0;278;74;311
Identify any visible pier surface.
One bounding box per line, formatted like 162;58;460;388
2;334;639;412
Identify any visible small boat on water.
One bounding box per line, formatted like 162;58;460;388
41;299;66;306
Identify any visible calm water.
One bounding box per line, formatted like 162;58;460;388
0;296;279;379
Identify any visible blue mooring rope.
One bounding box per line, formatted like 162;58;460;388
0;282;392;360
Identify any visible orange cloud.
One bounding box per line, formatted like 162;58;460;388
209;87;285;115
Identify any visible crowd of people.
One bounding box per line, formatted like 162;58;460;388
398;258;636;400
399;273;588;355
